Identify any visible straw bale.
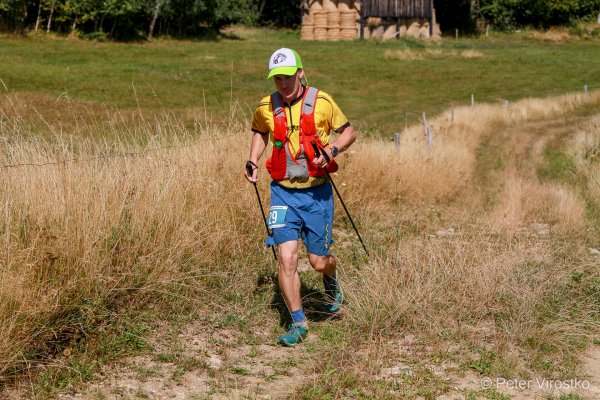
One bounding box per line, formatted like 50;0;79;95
371;25;384;39
313;11;327;27
327;10;340;25
328;26;341;41
399;24;407;37
340;11;357;27
314;27;328;40
367;17;381;27
338;0;350;11
419;22;430;38
383;23;397;40
301;26;314;40
340;27;357;40
362;26;370;39
322;0;337;11
309;0;323;11
406;21;420;38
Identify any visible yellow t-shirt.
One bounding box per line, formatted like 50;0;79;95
251;87;350;189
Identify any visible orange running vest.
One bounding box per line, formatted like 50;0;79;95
266;86;338;181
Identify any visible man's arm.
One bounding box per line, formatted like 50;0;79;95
245;132;269;183
330;124;357;154
314;125;357;168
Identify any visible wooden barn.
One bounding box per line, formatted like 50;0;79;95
360;0;435;38
300;0;439;41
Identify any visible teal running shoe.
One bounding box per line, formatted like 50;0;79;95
324;287;344;314
277;323;308;347
323;275;344;314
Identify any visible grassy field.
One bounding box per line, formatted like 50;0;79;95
0;28;599;399
1;27;600;133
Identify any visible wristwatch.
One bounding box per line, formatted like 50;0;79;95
330;146;339;158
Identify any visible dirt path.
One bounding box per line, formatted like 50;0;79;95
49;322;317;400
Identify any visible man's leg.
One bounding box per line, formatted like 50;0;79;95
278;240;302;315
277;240;308;346
308;253;336;275
309;253;343;313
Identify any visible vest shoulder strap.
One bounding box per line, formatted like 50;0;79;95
302;86;319;116
271;92;284;117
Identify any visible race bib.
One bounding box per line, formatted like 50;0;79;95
267;206;288;229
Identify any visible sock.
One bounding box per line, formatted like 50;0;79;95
290;308;307;326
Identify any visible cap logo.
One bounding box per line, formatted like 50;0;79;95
273;53;287;64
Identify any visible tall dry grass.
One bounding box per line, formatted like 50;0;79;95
0;89;598;389
572;114;600;206
335;90;600;375
0;95;266;381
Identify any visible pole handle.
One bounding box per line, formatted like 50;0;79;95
311;141;330;163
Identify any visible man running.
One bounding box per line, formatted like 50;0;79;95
244;48;357;347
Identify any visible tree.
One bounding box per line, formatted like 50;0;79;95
479;0;600;30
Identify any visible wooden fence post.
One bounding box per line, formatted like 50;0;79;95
427;126;433;149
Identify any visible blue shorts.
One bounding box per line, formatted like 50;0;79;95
265;181;334;256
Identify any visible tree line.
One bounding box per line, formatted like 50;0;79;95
436;0;600;33
1;0;599;39
0;0;300;39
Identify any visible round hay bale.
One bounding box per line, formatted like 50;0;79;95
312;11;327;27
383;23;397;40
327;10;340;25
337;0;350;11
340;11;356;27
370;25;384;39
362;26;370;39
328;26;341;41
303;14;314;25
340;27;357;40
301;23;314;40
309;0;323;11
322;0;337;11
314;27;328;40
367;17;381;27
399;24;407;38
406;21;420;38
419;22;430;38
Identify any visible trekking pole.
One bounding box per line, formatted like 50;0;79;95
246;161;278;261
311;143;369;257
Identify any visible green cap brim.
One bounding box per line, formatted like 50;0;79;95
267;66;298;79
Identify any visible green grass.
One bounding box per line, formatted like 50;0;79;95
1;28;600;132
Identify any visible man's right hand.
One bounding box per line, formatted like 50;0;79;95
245;160;258;183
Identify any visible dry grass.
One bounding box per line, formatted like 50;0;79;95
572;115;600;204
332;89;600;381
0;89;599;395
383;48;484;61
0;97;265;383
526;27;575;43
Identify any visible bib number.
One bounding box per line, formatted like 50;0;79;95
267;206;287;229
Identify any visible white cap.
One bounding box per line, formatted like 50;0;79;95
267;48;303;79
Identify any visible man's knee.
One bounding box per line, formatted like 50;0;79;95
308;253;334;273
278;246;298;275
